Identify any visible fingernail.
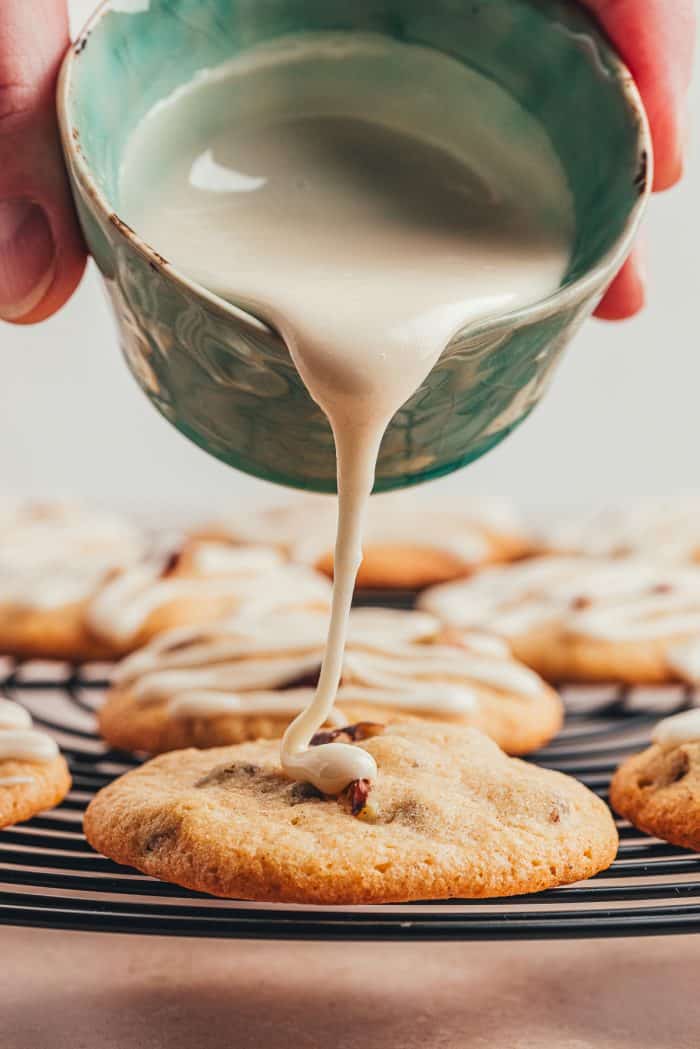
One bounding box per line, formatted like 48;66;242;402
0;201;56;321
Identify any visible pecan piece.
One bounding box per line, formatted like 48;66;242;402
310;722;385;747
160;546;185;578
549;797;571;823
343;778;372;817
279;665;322;691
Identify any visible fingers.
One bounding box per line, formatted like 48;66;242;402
593;245;646;320
580;1;695;321
0;0;86;324
580;0;696;192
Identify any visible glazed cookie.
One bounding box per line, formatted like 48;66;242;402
0;699;71;829
199;494;530;590
0;500;145;661
610;709;700;851
84;720;617;904
420;555;700;684
538;496;700;562
85;540;332;657
98;607;561;755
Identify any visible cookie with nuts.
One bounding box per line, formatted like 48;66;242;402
84;540;332;658
420;555;700;684
0;500;145;661
609;709;700;851
198;494;531;592
536;497;700;563
83;720;617;904
97;607;562;757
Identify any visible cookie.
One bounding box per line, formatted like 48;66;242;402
0;699;71;828
98;607;562;756
420;555;700;684
85;540;332;657
538;496;700;562
610;709;700;851
84;719;617;904
199;493;530;591
0;500;145;661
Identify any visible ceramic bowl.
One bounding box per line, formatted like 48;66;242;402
58;0;651;492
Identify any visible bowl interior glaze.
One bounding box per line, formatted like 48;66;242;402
60;0;650;492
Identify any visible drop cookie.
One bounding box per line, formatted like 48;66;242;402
84;719;617;904
610;709;700;851
538;496;700;563
0;500;144;661
98;607;561;756
420;555;700;684
199;494;530;591
85;540;332;657
0;699;71;829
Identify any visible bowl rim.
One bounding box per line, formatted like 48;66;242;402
57;0;653;341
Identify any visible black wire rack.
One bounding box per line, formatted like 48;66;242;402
1;658;699;941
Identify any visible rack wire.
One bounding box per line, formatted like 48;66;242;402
1;658;698;941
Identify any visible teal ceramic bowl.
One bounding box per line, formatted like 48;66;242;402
58;0;650;493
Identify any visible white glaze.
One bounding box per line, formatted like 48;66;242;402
0;501;144;610
0;699;33;730
543;497;700;562
121;34;571;793
0;699;59;772
652;708;700;746
114;607;549;727
421;556;700;644
87;544;331;646
206;493;524;568
667;638;700;683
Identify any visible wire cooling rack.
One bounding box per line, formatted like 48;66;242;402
1;658;699;941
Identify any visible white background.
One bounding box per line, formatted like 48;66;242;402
1;0;698;518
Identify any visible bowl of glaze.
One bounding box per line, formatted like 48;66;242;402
58;0;650;493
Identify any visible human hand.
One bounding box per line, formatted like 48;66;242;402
0;0;85;324
581;0;696;319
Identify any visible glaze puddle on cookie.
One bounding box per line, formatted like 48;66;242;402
120;33;573;795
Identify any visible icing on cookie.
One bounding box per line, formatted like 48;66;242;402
207;494;523;568
113;607;548;723
652;708;700;746
0;501;144;610
666;638;700;683
544;497;700;562
0;699;32;730
570;580;700;642
421;556;700;643
0;699;59;769
87;543;331;646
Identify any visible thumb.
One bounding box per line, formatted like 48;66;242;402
0;0;86;324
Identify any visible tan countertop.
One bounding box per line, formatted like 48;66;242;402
2;927;698;1048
